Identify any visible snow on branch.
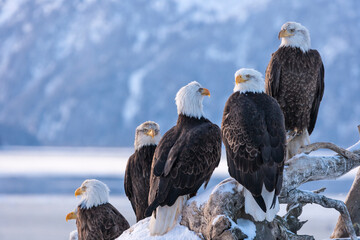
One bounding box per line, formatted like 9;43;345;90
278;126;360;240
281;146;360;194
281;189;357;240
120;127;360;240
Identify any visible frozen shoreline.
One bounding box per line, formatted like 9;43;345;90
0;147;357;239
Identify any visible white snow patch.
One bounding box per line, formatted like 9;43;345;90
44;77;63;96
321;37;348;65
37;0;64;15
173;0;270;23
123;68;148;123
236;218;256;240
205;45;233;62
0;0;27;26
133;31;149;53
69;230;78;240
38;98;77;141
122;53;168;123
212;214;225;225
210;177;242;195
347;140;360;152
187;189;212;208
89;11;114;44
22;23;33;33
117;217;200;240
0;147;133;176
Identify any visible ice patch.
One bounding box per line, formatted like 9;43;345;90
236;218;256;240
117;217;200;240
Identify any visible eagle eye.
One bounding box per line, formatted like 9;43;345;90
245;74;251;78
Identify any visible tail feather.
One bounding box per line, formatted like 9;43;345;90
253;195;266;213
148;196;187;236
244;185;279;222
145;199;159;217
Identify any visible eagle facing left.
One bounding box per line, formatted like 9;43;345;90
66;179;130;240
222;69;286;222
265;22;324;159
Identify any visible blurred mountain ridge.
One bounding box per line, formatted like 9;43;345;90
0;0;359;147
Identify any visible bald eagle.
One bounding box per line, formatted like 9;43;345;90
265;21;324;158
66;179;130;240
145;81;222;235
124;121;161;221
222;69;286;222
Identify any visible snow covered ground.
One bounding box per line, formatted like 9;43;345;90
0;147;357;240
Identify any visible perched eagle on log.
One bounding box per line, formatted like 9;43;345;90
222;68;286;222
265;21;324;158
124;121;161;222
66;179;129;240
145;81;222;235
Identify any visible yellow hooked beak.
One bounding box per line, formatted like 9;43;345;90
66;211;77;222
235;75;248;84
75;187;84;197
146;129;155;138
278;29;294;39
200;88;210;97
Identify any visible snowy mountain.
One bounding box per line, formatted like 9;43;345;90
0;0;359;147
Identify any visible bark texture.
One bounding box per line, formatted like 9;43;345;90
331;126;360;239
180;137;360;240
331;167;360;238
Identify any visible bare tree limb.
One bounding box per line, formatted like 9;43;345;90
299;142;358;160
280;189;357;240
278;126;360;239
331;125;360;239
281;149;360;194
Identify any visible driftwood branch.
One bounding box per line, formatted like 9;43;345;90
299;142;358;160
121;127;360;239
281;189;357;240
331;125;360;239
281;149;360;194
279;126;360;239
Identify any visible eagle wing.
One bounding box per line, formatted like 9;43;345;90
77;204;130;240
101;203;130;240
308;52;325;135
146;122;221;216
265;52;282;98
124;154;134;200
221;93;285;210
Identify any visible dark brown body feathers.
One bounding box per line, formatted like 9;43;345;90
265;46;324;134
222;92;286;211
124;145;156;221
76;203;129;240
146;114;221;216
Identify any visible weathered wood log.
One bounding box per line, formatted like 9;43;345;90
331;125;360;239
